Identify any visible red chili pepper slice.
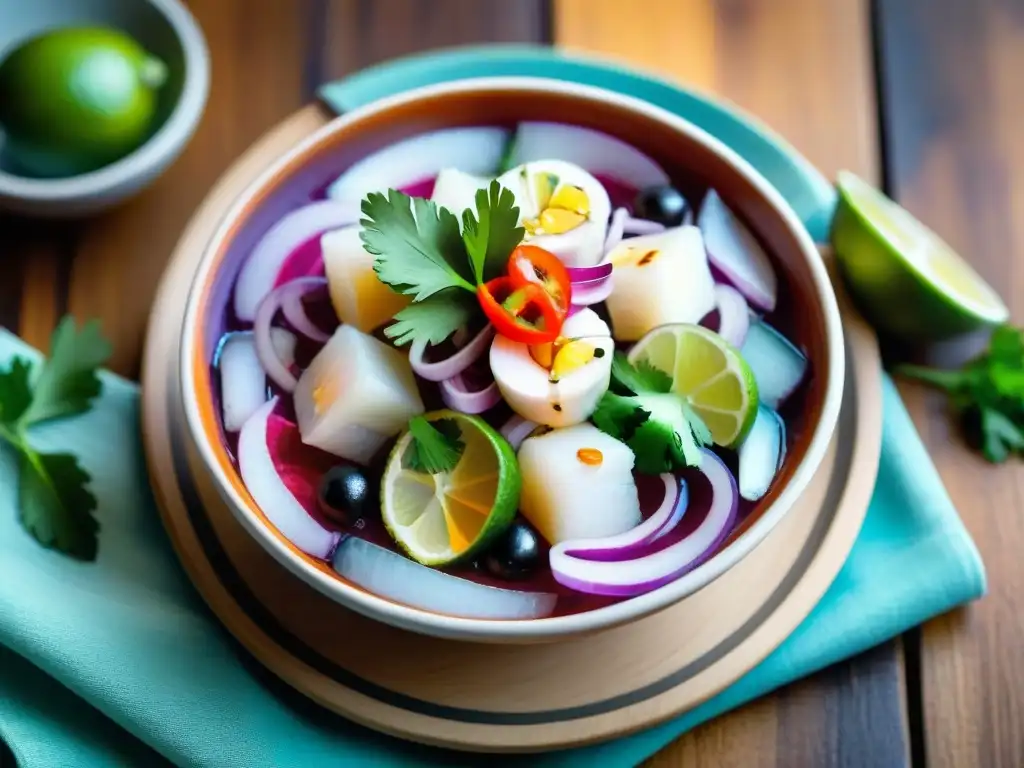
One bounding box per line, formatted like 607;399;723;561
507;245;573;312
478;276;564;344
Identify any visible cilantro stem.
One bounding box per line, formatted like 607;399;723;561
0;421;21;451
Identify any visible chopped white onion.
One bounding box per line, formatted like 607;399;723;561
238;398;341;559
738;405;787;501
740;319;808;408
332;536;557;620
217;333;266;432
326;127;510;202
234;200;360;322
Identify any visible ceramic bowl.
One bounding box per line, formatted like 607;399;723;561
0;0;209;217
179;78;845;643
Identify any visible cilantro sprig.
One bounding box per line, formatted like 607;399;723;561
591;353;712;474
360;180;523;348
0;317;112;560
404;416;465;474
896;324;1024;463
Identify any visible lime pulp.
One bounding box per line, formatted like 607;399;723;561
381;411;520;566
628;323;759;447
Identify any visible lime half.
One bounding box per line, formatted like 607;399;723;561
382;411;520;566
628;324;759;447
831;171;1009;341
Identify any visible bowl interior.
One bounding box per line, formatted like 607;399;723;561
0;0;186;178
185;82;837;632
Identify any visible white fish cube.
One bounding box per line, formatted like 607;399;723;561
430;168;489;218
605;225;717;341
322;226;410;333
518;424;641;545
294;325;424;464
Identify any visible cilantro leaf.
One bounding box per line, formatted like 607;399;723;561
610;352;673;395
0;315;112;561
591;391;650;441
462;181;524;283
20;317;112;426
0;358;33;424
628;420;678;474
592;391;709;474
18;449;99;561
405;416;465;474
383;290;479;347
361;189;476;301
895;324;1024;464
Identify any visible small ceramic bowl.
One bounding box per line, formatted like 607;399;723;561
0;0;209;217
179;78;845;643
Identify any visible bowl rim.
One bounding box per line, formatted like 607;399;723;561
0;0;210;201
179;76;846;641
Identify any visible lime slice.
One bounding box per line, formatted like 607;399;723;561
381;411;521;566
831;171;1009;341
628;324;759;447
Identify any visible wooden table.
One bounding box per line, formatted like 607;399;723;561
1;1;1019;765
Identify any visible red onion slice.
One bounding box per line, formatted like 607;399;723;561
549;449;738;596
254;290;297;392
409;325;495;382
238;398;341;559
698;189;777;311
713;283;751;348
500;415;539;451
556;474;687;562
570;276;614;306
280;276;331;342
738;405;787;501
234;200;360;322
567;261;614;283
332;536;557;619
622;216;667;236
604;207;628;252
439;373;502;414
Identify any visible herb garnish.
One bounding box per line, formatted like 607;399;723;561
360;180;523;348
591;352;712;474
896;324;1024;463
0;317;112;560
405;416;465;474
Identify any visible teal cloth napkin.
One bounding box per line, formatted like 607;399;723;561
0;329;985;767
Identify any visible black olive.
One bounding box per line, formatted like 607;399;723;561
318;465;371;527
633;185;690;227
484;522;541;580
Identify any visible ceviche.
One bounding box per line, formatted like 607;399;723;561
213;122;810;620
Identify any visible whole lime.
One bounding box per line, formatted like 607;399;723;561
0;26;168;178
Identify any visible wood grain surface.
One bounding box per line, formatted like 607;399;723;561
877;1;1024;766
0;0;1015;764
556;2;909;766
